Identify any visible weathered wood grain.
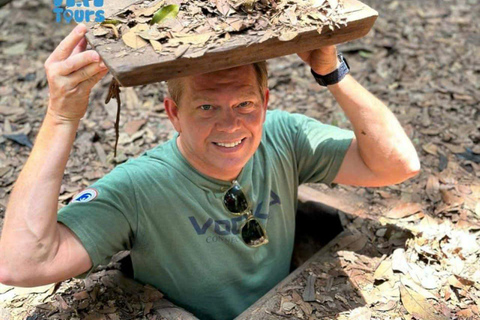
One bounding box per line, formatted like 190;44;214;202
84;0;378;86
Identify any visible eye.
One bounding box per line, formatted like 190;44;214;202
237;101;252;108
199;105;213;111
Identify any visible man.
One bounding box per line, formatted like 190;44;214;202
0;24;420;319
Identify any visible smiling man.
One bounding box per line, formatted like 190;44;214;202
0;24;420;320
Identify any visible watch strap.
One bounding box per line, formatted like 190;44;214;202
311;53;350;87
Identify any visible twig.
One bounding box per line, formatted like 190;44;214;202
105;78;121;158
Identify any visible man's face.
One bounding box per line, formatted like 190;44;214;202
164;65;269;181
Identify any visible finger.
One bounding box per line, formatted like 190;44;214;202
66;61;107;87
48;24;88;63
71;37;87;56
55;50;100;76
77;68;109;91
297;51;311;62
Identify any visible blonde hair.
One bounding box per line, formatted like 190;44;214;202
167;61;268;104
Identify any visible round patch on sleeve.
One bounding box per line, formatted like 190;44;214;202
71;188;98;203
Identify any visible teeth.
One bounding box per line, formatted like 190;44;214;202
216;139;243;148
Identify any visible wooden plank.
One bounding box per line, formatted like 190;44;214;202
235;230;350;320
235;186;370;319
84;0;378;86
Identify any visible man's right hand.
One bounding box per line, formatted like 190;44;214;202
45;23;108;122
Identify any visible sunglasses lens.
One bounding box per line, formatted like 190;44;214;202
242;218;267;247
224;184;249;213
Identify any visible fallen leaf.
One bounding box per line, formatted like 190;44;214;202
426;175;440;202
402;276;439;301
385;202;422;219
327;0;338;9
125;119;147;135
137;28;165;41
150;4;179;25
3;42;28;55
174;44;190;58
302;274;316;302
4;133;33;148
422;142;438;155
170;33;212;45
440;189;464;206
374;260;393;281
400;283;448;320
348;306;371;320
278;30;299;41
138;0;166;17
122;30;148;49
392;248;410;274
336;233;367;251
150;39;163;53
93;26;109;37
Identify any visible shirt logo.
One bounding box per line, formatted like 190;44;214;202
71;188;98;203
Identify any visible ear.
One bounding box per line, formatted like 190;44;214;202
164;97;182;133
262;88;269;123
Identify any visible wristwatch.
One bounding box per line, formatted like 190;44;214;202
310;53;350;87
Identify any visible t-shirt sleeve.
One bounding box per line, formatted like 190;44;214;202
290;112;355;185
57;166;138;279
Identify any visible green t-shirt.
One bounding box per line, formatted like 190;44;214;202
57;110;354;320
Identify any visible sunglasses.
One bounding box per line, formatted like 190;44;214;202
223;180;269;247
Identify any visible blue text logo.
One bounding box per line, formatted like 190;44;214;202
53;0;105;24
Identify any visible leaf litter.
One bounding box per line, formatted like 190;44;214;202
92;0;348;57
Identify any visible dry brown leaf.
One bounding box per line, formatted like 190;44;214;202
400;284;448;320
457;309;474;318
348;306;371;320
125;119;148;136
422;142;438;155
215;0;233;16
150;39;163;53
93;27;109;37
385;202;422;219
170;33;213;45
443;143;465;154
131;23;150;33
336;233;367;251
327;0;339;8
138;0;166;17
440;189;465;206
373;260;393;281
174;44;190;58
392;248;410;274
402;277;439;301
137;28;165;41
122;30;148;49
426;175;440;202
278;30;299;41
374;300;397;312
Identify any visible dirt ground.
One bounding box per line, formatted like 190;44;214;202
0;0;479;319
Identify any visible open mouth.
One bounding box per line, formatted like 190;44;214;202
213;138;246;148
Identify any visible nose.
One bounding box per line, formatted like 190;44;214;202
216;108;241;133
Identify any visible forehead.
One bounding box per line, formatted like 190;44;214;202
183;65;259;101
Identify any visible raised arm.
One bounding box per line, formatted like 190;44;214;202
0;24;108;287
298;46;420;187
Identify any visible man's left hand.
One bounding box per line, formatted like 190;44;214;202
297;45;340;76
